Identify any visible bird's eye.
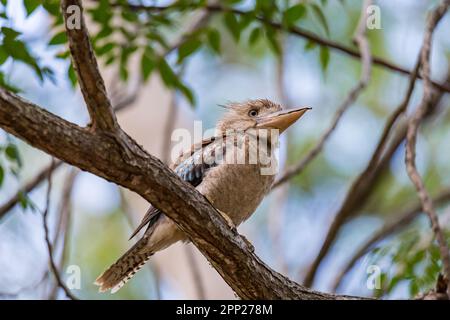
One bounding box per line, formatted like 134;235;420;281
248;109;258;117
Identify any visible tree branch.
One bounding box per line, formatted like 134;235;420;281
405;0;450;297
302;2;450;287
273;0;373;189
0;87;367;299
118;2;450;93
333;188;450;292
61;0;118;132
0;2;216;222
48;168;78;300
0;160;63;220
42;159;78;300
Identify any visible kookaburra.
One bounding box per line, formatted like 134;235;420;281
95;99;309;293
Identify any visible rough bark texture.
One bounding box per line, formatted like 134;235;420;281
0;88;362;299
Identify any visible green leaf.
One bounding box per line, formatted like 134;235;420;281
304;40;317;51
0;71;20;92
265;27;281;55
0;165;4;188
177;37;202;63
283;4;306;27
207;29;221;54
0;46;8;65
3;36;44;81
24;0;41;16
319;46;330;71
5;143;21;167
311;4;330;36
1;27;21;40
49;31;67;45
95;26;113;40
248;27;261;46
68;62;77;87
223;12;240;42
120;64;128;81
42;1;60;16
140;47;155;81
157;58;178;87
176;81;195;106
18;191;29;210
95;42;115;56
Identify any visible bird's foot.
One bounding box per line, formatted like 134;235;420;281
217;209;237;232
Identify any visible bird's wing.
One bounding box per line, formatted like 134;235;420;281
129;135;225;240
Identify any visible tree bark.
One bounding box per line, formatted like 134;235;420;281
0;88;362;299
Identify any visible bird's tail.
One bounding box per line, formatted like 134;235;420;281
95;237;153;293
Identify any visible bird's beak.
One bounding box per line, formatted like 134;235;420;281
255;107;311;133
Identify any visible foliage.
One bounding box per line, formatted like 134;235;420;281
0;0;333;106
368;227;449;298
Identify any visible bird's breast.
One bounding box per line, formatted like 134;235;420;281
196;159;276;226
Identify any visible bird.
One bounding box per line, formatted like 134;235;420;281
95;99;310;293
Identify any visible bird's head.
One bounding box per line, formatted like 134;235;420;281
216;99;310;134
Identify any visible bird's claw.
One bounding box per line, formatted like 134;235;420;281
218;209;237;232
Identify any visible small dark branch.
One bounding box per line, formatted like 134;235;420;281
48;168;78;300
61;0;118;132
302;2;450;287
0;87;369;299
417;274;449;300
53;168;78;245
405;0;450;297
164;6;216;55
273;0;373;190
0;81;142;222
333;188;450;292
42;159;78;300
118;2;450;93
302;60;419;288
267;40;290;274
0;160;63;221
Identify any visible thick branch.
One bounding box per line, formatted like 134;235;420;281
0;88;364;299
405;0;450;296
61;0;118;131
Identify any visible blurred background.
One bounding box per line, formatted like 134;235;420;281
0;0;449;299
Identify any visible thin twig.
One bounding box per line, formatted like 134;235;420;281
273;0;373;190
333;188;450;292
48;168;78;300
115;2;450;93
42;159;78;300
0;79;144;222
301;1;450;287
405;0;450;297
267;39;290;274
304;65;450;287
0;160;63;220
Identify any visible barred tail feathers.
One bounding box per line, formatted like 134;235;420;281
95;237;152;293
